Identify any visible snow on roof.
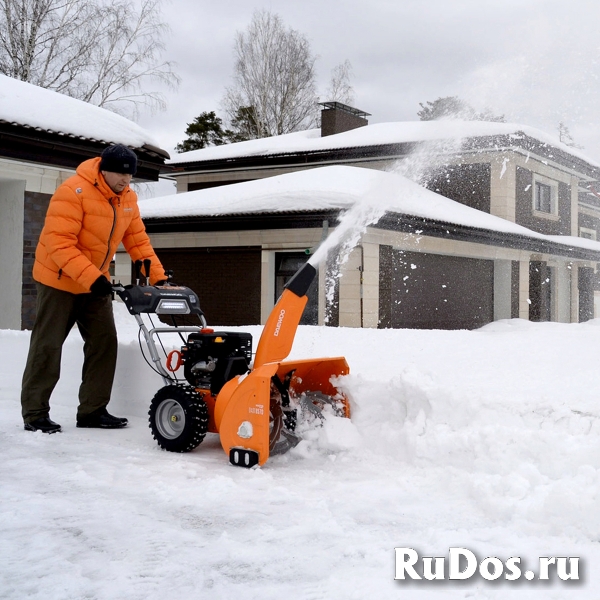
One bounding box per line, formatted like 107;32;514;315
140;165;600;254
167;120;599;167
0;74;161;149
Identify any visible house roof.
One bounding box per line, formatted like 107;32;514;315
166;120;600;177
140;165;600;261
0;74;169;180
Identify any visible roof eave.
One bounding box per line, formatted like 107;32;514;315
162;133;600;181
0;121;169;181
143;208;600;261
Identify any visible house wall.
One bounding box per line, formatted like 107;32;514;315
21;191;53;329
172;158;401;193
440;153;597;321
335;243;379;328
0;158;73;329
425;163;491;213
118;227;327;326
0;180;25;330
134;222;591;330
577;203;600;317
421;150;581;234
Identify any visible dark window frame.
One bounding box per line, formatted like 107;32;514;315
534;181;553;213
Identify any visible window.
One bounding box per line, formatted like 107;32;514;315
532;175;558;217
275;252;318;325
535;181;552;212
579;227;597;240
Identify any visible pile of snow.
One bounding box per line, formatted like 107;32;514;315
2;303;600;598
0;74;160;149
168;120;599;168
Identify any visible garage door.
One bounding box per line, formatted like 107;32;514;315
379;246;494;330
155;247;262;326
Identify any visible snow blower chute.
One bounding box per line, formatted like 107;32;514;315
114;260;350;468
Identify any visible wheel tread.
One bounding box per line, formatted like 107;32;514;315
148;385;209;453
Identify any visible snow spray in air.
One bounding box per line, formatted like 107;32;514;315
307;134;463;322
307;176;394;322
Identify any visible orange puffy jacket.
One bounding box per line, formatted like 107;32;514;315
33;157;166;294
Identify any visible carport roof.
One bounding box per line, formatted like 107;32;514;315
140;165;600;261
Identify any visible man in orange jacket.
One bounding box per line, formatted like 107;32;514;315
21;144;167;433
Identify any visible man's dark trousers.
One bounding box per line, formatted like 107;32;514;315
21;283;118;423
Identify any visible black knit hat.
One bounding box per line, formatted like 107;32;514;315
99;144;138;175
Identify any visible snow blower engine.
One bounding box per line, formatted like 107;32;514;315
113;259;350;468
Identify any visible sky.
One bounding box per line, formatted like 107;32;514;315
136;0;600;161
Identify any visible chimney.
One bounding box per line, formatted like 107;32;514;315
320;102;371;137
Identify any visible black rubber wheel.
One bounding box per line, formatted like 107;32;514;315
149;385;209;452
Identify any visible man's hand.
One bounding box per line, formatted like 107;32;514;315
90;275;113;297
155;270;175;286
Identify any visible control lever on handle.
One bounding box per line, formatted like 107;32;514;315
134;260;143;285
143;259;151;285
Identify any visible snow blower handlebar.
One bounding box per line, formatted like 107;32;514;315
112;281;207;386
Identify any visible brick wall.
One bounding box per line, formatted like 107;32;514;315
425;163;491;213
21;191;52;329
515;167;571;235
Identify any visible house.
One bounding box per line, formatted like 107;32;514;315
147;104;600;329
0;74;169;330
132;165;600;330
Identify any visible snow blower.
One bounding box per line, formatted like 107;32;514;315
113;260;350;468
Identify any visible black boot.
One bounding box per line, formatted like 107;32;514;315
24;417;62;434
77;408;128;429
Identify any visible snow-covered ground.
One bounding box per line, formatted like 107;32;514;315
1;304;599;599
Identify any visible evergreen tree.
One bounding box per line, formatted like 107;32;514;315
175;111;230;152
227;106;260;142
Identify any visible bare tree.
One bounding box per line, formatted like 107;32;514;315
325;59;354;105
558;122;583;149
222;10;318;138
0;0;178;117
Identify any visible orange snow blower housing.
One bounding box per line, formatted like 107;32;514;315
115;261;350;468
215;262;350;467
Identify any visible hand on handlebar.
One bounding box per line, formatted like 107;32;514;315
90;275;113;297
156;269;176;287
